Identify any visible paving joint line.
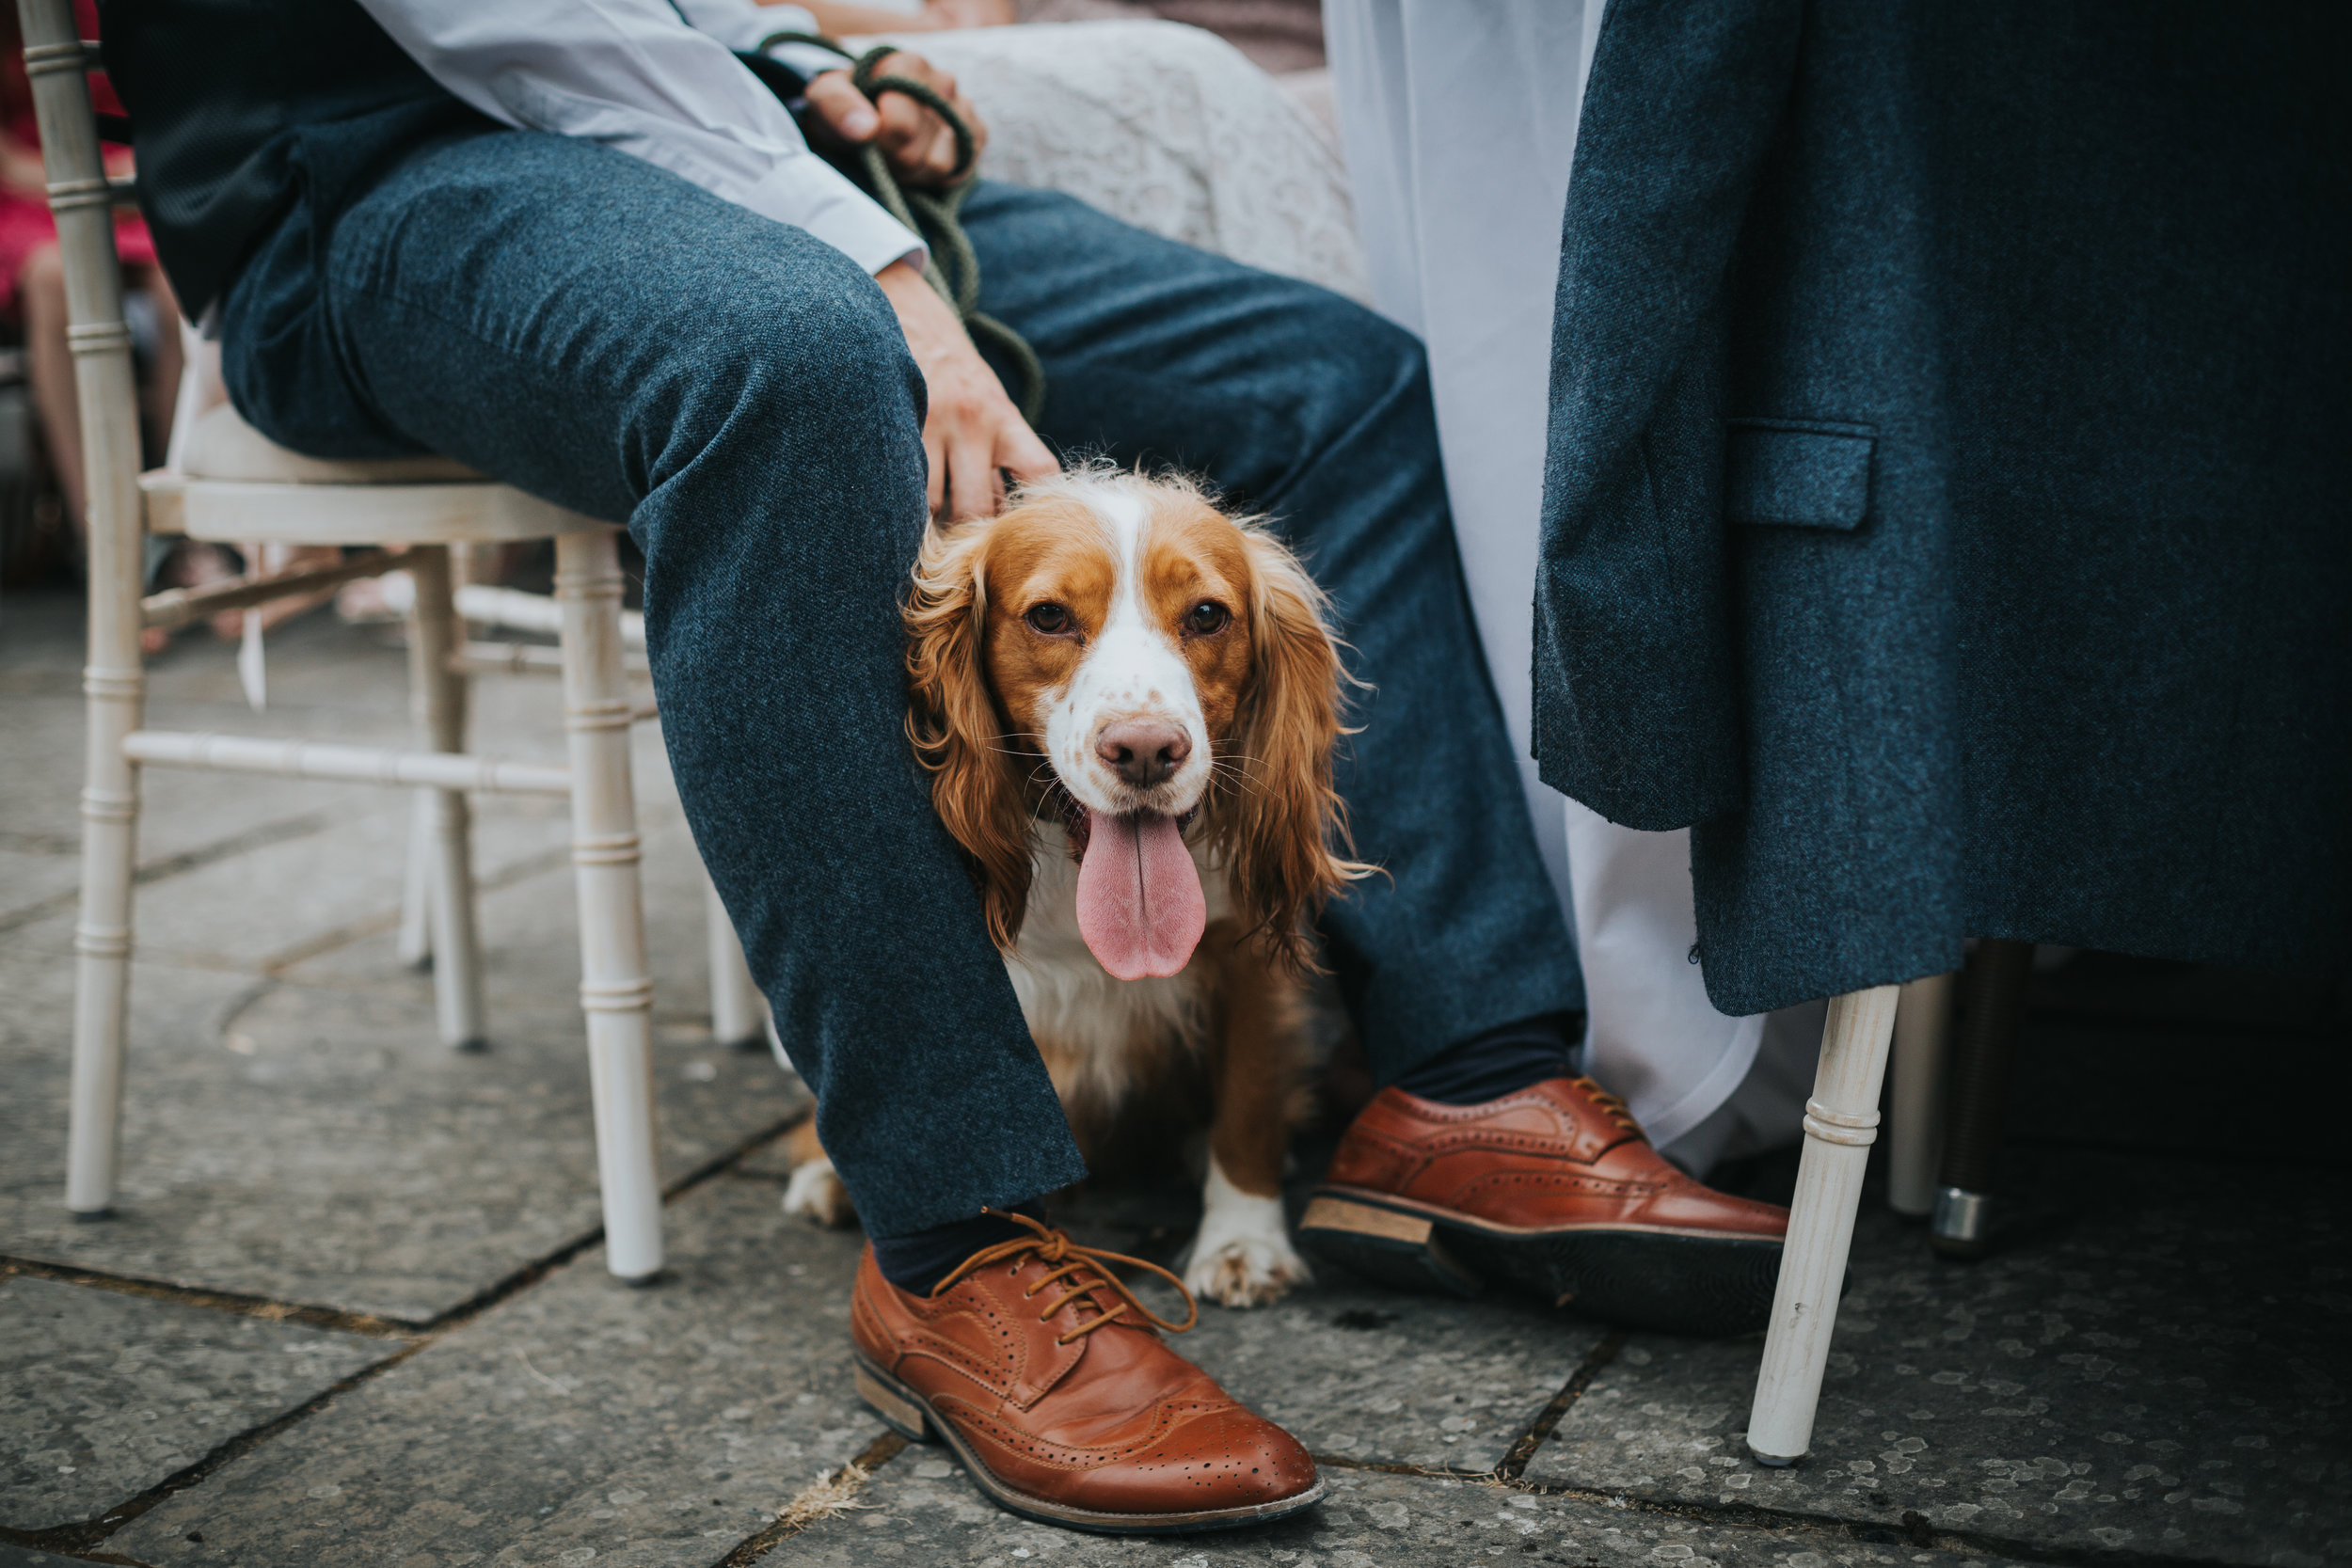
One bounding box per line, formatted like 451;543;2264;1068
257;843;577;975
1497;1329;1626;1480
1302;1449;2263;1568
0;1536;160;1567
1502;1481;2263;1568
0;828;81;854
0;1115;803;1552
0;810;335;938
0;1255;413;1339
0;1337;430;1557
716;1432;911;1567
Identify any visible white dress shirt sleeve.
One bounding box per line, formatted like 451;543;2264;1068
671;0;855;85
351;0;926;277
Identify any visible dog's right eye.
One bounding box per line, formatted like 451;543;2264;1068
1025;603;1073;636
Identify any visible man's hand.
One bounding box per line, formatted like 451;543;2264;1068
803;51;986;189
875;260;1055;520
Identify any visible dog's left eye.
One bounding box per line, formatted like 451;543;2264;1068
1185;601;1231;636
1025;603;1073;635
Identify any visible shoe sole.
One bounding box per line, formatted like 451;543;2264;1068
1296;1189;1784;1338
852;1352;1328;1535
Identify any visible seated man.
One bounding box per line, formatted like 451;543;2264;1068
104;0;1785;1533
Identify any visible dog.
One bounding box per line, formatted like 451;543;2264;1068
780;465;1366;1307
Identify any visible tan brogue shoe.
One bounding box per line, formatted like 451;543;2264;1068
1299;1077;1788;1335
850;1213;1324;1534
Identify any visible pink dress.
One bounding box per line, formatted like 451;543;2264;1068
0;0;157;320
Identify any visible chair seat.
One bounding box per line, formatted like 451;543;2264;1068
180;400;485;484
144;401;608;546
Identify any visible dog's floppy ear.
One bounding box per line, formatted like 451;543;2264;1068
905;522;1034;951
1215;527;1373;969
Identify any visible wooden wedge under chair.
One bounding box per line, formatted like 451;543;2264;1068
31;0;666;1280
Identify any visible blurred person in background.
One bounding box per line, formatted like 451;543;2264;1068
0;0;215;645
1325;0;1823;1181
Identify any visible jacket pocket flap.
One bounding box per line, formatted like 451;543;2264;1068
1725;420;1875;530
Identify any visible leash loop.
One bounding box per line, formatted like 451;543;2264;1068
758;30;1048;422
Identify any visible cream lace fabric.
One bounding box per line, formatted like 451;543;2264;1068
855;21;1372;303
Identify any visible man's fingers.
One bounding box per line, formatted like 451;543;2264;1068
876;94;929;156
946;438;1001;520
877;97;958;183
921;121;960;182
924;429;948;519
863;53;977;185
803;71;879;143
998;421;1057;486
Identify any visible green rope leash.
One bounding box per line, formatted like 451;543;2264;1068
762;31;1047;423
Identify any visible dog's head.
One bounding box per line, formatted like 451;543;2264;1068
906;467;1366;979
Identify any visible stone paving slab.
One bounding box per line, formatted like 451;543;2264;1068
0;920;804;1323
5;721;668;975
105;1178;879;1568
0;693;364;913
0;1274;391;1532
1169;1282;1594;1474
0;847;82;927
0;1545;87;1567
281;806;706;1012
771;1456;2035;1568
5;800;578;972
1019;1171;1606;1474
0;596;671;950
1524;1150;2352;1567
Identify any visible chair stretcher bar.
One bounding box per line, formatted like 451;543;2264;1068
140;548;402;631
121;731;572;794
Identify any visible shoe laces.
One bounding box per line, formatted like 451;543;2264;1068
1571;1075;1646;1138
933;1210;1199;1344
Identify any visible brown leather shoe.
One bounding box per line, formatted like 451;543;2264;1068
1299;1077;1788;1336
850;1213;1324;1534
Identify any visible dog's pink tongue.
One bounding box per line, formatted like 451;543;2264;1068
1075;810;1206;980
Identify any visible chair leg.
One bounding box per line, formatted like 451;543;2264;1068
1931;938;2031;1259
704;863;765;1048
1885;972;1954;1216
65;466;145;1219
57;147;151;1217
396;789;434;970
556;529;663;1282
1746;984;1900;1465
405;546;485;1048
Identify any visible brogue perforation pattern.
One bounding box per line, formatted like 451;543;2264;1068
931;1390;1229;1471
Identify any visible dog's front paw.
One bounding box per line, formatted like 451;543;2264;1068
781;1156;856;1228
1184;1225;1312;1308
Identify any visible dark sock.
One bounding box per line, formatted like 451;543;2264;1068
870;1200;1049;1296
1390;1012;1584;1106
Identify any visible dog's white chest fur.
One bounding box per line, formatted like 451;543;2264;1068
1005;822;1309;1307
1007;822;1227;1109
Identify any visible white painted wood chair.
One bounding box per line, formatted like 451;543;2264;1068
1885;972;1955;1218
366;569;769;1050
1740;988;1900;1464
30;0;664;1280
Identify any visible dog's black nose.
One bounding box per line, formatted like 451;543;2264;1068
1096;721;1191;788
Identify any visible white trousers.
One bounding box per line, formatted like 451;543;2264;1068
1325;0;1810;1164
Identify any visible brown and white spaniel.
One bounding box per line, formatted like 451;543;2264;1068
781;465;1365;1306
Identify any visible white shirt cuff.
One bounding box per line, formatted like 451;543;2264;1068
767;40;853;82
737;156;928;277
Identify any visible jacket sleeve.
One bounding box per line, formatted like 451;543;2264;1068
1532;0;1799;830
352;0;925;277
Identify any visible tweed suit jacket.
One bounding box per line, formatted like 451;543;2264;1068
1534;1;2349;1015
